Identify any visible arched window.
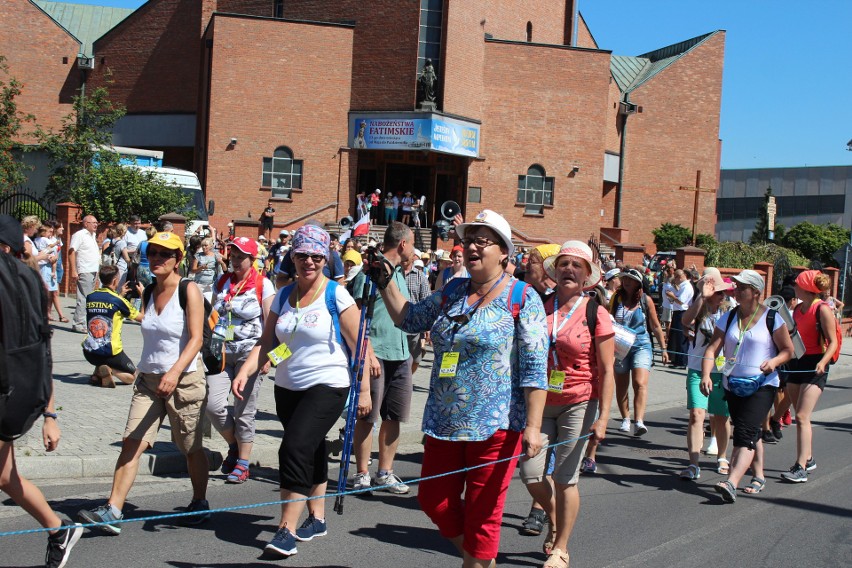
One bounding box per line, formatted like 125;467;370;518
526;21;533;42
262;146;303;198
517;164;554;215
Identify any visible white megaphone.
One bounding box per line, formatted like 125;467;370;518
764;295;806;359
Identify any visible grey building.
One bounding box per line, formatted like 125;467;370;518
716;165;852;242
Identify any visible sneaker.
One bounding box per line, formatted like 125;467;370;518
769;418;783;440
618;418;631;432
782;408;793;426
634;421;648;437
805;457;817;472
580;457;597;474
294;514;328;542
780;463;807;483
265;526;298;557
45;522;83;568
351;471;372;493
520;508;546;536
179;499;211;526
374;472;410;494
78;504;122;535
761;430;778;445
704;437;718;455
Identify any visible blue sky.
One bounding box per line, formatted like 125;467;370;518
66;0;852;169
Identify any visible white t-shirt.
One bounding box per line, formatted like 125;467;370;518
69;228;100;273
273;283;355;391
124;227;147;252
687;309;723;371
139;284;198;374
212;276;275;358
661;282;673;310
34;236;53;267
671;280;694;312
716;308;785;388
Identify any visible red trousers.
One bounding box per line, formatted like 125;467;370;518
418;430;522;560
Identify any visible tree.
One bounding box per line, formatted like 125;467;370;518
35;83;189;223
780;221;851;267
694;233;717;250
0;55;34;193
749;186;773;245
652;222;692;251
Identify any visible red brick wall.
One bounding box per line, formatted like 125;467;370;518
475;41;611;244
443;0;487;120
201;15;353;229
621;32;725;251
1;0;81;137
216;0;272;16
483;0;567;45
575;13;598;49
89;0;204;113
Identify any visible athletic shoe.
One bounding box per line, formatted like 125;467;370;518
805;457;817;472
375;472;410;494
294;515;328;542
351;472;372;493
618;418;631;432
761;430;778;445
78;504;123;535
179;499;211;525
769;418;783;440
782;408;793;426
520;508;546;535
580;457;597;474
780;463;807;483
45;522;83;568
704;437;718;455
634;421;648;437
266;527;298;557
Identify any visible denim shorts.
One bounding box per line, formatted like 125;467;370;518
615;344;653;373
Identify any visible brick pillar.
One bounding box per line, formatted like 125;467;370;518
753;261;773;300
56;202;83;296
232;217;260;240
676;246;706;274
158;213;186;236
614;243;645;268
823;267;839;299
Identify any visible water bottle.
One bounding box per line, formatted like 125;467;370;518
210;323;227;355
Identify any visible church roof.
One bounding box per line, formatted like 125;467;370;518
32;0;134;57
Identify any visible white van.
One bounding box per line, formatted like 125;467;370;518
128;165;213;235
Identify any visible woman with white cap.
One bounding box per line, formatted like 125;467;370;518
369;209;548;568
610;267;668;436
701;269;794;503
519;240;615;568
678;268;734;480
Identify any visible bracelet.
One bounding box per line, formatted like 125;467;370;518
43;412;58;420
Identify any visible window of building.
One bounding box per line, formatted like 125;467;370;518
468;186;481;203
418;0;444;76
262;146;302;198
517;165;553;215
273;0;284;18
526;21;533;42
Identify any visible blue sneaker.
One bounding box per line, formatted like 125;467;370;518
179;499;211;526
580;457;597;474
266;527;298;557
295;515;328;541
78;504;122;535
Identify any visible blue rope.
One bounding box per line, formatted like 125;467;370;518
0;433;592;539
650;348;829;373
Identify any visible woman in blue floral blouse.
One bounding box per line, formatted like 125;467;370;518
373;209;548;568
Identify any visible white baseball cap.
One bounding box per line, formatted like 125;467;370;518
454;209;515;258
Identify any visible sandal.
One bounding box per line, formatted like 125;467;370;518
716;458;730;475
520;508;547;536
679;464;700;480
227;463;250;484
743;476;765;495
58;316;69;323
542;523;557;555
543;548;570;568
715;480;736;503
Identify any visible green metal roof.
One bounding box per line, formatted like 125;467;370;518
610;31;720;93
33;0;134;56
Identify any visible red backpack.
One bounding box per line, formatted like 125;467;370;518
816;301;842;364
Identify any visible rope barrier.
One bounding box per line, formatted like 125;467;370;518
0;433;592;539
649;348;833;373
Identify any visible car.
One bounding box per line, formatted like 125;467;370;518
649;251;676;272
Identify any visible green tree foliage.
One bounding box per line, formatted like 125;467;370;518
780;221;850;267
0;55;34;192
13;200;50;221
749;186;774;245
695;233;717;250
652;222;692;251
704;241;807;270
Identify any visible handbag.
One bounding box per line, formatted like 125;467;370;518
727;375;765;397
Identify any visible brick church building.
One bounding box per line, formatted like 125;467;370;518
3;0;724;251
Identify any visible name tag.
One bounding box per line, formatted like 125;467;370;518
267;342;292;366
439;352;460;378
721;357;736;377
224;325;236;341
714;355;726;372
548;370;566;394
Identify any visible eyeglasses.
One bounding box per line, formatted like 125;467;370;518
148;249;177;260
460;237;498;249
295;253;326;264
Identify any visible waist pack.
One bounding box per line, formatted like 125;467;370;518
727;375;765;397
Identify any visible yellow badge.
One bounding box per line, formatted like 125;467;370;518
439;352;460;378
267;342;292;367
548;370;566;393
714;355;725;372
225;325;236;341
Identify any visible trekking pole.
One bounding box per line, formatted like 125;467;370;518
334;279;377;514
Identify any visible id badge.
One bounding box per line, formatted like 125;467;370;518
439;352;460;378
267;342;292;367
714;355;726;372
548;370;566;394
721;357;736;377
224;325;236;341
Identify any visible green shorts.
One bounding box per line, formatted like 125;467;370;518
686;368;729;416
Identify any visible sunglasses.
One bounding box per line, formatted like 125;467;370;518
294;253;326;263
460;237;498;249
148;249;177;260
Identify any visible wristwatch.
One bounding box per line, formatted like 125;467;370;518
43;412;58;420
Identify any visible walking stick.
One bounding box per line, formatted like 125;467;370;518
334;279;377;514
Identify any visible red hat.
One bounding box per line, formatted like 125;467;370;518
230;236;258;257
451;245;464;254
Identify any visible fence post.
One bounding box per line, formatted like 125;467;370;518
56;202;83;296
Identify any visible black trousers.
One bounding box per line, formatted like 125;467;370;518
667;310;688;367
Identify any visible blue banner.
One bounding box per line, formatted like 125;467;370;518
349;115;479;157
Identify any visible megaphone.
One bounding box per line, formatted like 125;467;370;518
339;216;354;230
440;201;461;221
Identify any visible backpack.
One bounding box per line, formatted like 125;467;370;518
277;280;343;346
0;253;53;441
816;301;842;364
143;278;223;375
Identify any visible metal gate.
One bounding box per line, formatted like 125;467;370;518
0;188;57;220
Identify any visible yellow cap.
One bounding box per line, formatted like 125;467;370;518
150;232;185;254
341;249;363;265
534;243;561;260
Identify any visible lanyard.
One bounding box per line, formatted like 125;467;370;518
448;273;506;349
730;307;758;362
550;295;585;368
289;276;326;338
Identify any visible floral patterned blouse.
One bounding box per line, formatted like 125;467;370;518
401;277;548;441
